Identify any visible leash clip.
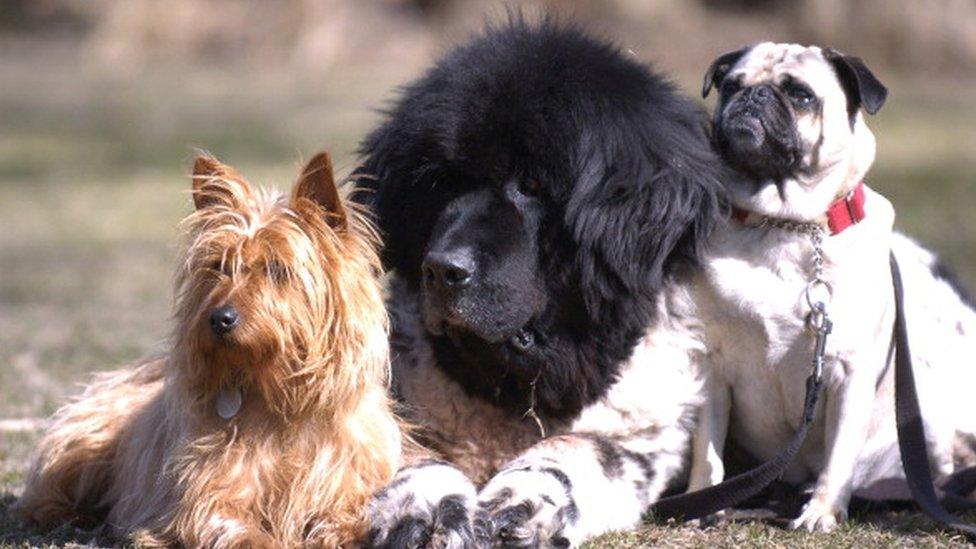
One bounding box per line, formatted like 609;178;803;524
807;302;832;384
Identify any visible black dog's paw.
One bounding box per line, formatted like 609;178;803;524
365;463;478;549
368;495;474;549
475;468;579;548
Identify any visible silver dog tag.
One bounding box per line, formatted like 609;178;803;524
216;385;242;420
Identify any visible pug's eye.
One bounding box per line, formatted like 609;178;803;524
720;79;741;98
517;178;544;197
786;84;816;107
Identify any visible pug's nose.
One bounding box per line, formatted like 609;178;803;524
423;251;474;292
209;305;240;335
748;85;775;104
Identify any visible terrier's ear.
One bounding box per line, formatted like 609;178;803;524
823;48;888;118
294;151;346;229
192;155;250;210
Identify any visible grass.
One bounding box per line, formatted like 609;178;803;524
0;48;975;547
587;515;976;548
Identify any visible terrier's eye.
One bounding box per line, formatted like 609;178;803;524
209;261;229;275
266;260;289;284
720;79;741;98
517;178;544;197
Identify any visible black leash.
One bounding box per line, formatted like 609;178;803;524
890;252;976;536
649;372;823;521
649;252;976;533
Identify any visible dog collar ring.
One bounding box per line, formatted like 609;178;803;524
805;278;833;311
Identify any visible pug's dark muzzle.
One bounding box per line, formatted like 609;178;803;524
716;85;802;182
723;85;777;147
723;111;766;150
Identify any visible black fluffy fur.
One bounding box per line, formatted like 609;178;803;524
356;19;727;421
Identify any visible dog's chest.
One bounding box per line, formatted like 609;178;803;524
393;347;548;484
699;234;815;427
696;221;893;453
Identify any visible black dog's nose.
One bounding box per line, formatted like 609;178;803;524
209;305;240;335
423;251;474;291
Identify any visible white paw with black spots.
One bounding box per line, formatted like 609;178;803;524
475;467;580;548
365;462;478;549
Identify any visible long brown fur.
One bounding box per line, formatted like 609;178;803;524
15;152;403;548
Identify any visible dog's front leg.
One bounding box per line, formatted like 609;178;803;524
687;375;730;492
475;431;679;548
792;360;875;532
144;498;279;549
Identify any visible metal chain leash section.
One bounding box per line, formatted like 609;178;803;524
755;216;833;383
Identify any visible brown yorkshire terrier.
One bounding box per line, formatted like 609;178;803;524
15;152;403;547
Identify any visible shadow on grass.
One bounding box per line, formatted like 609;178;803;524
641;465;976;546
0;493;121;548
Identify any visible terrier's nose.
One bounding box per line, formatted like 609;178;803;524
422;251;474;292
209;305;240;335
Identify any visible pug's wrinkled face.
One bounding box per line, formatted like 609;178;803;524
703;42;888;219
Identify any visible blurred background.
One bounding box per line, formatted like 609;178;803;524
1;0;975;509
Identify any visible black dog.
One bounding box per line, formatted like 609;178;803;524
358;19;728;548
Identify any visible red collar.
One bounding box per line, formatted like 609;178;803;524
732;181;867;236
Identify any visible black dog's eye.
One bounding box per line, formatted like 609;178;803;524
785;84;816;107
517;178;544;197
209;260;230;276
720;79;741;98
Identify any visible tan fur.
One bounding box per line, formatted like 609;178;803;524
385;276;550;484
15;153;403;548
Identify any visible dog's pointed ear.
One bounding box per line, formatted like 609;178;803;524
702;46;751;98
824;48;888;116
192;154;250;210
294;151;346;229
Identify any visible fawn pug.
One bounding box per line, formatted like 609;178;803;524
689;42;976;531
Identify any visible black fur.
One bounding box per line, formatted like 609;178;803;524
475;466;579;548
433;494;474;537
367;493;475;549
356;19;726;421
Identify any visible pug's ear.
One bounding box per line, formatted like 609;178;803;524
294;151;346;229
702;46;751;98
824;48;888;117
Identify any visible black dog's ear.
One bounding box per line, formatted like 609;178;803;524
823;48;888;117
568;120;727;320
702;46;751;98
353;113;454;282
